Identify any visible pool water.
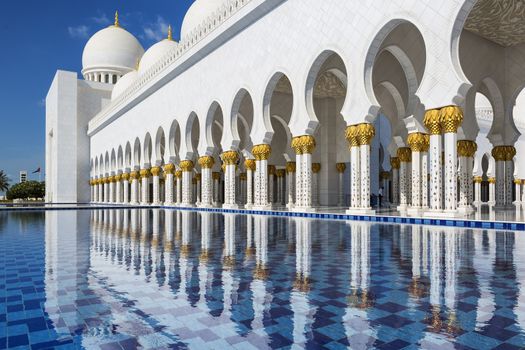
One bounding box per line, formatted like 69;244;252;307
0;209;524;349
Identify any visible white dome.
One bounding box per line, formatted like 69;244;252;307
139;39;178;75
82;25;144;77
111;70;137;100
181;0;227;39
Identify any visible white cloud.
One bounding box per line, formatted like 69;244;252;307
68;25;90;39
37;98;45;108
142;16;169;42
91;13;110;25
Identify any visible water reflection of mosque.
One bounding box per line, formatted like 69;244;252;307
44;209;522;348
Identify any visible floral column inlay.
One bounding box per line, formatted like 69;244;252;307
397;147;411;210
163;163;175;205
140;168;151;205
407;132;429;210
356;123;375;211
424;109;443;211
198;156;215;208
130;171;139;204
222;150;239;208
245;159;255;208
151;166;162;205
457;140;477;212
180;160;194;206
268;165;276;204
440;106;463;213
252;144;271;209
492;146;507;207
345;125;360;210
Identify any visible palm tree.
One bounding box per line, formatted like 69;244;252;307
0;170;10;192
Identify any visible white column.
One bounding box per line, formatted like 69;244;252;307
246;161;255;208
514;179;522;205
130;172;139;204
495;159;505;207
180;161;194;206
195;175;201;205
336;163;346;207
222;151;239;209
295;153;303;207
140;169;150;205
286;162;296;209
488;177;496;205
213;172;220;205
268;167;275;204
473;177;482;206
312;163;320;207
302;152;313;209
505;158;514;206
391;159;399;205
397;148;410;210
151;166;161;205
114;175;121;203
421;152;428;209
252;144;271;209
164;164;175;205
199;159;213;207
350;142;360;209
359;142;372;210
175;171;182;205
458;155;469;208
467;155;474;206
411;150;422;209
521;180;525;203
103;177;109;203
440;107;463;215
424;110;443;212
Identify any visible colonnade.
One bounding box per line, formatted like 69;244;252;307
89;106;520;216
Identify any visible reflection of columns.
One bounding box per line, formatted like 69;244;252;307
130;171;139;204
291;135;316;211
245;159;255;209
180;160;194;206
441;106;463;214
424;109;443;211
336;163;346;207
397;147;411;210
163;163;175;205
198;156;214;207
122;173;130;204
268;165;275;204
390;157;400;205
457;140;477;212
473;176;482;205
151;166;161;205
140;168;151;205
212;172;220;205
175;170;182;205
252;144;271;209
488;177;496;205
407;132;429;212
222;150;239;209
286;162;296;209
312;163;320;207
276;169;285;205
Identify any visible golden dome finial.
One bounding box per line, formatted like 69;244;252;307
167;25;173;41
114;10;120;27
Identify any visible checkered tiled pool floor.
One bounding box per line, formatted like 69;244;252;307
1;209;525;349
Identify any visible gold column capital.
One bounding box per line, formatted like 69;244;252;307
380;171;390;180
286;161;296;173
473;176;483;183
336;163;346;173
505;146;517;161
492;146;506;161
252;144;271;160
150;166;162;177
345;125;359;147
212;172;221;180
488;177;496;184
440;106;463;133
458;140;477;157
114;174;122;182
312;163;321;173
130;170;139;180
407;132;430;152
163;163;175;174
397;147;412;162
139;169;151;179
180;160;194;172
221;150;239;165
121;173;130;181
514;178;522;185
292;135;316;154
390;157;400;169
276;169;286;178
198;156;215;169
245;159;256;171
268;165;276;175
240;172;247;180
175;170;182;179
195;173;201;181
423;109;442;135
356;123;375;146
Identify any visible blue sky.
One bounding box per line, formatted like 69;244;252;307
0;0;193;193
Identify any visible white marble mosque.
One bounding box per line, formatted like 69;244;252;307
45;0;525;218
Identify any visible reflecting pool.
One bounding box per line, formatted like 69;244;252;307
1;209;525;349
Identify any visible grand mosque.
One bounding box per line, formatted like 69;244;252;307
45;0;525;218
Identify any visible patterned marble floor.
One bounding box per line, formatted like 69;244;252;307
0;209;525;349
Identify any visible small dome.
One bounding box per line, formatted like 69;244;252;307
111;70;137;100
82;14;144;80
139;38;178;75
181;0;226;39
